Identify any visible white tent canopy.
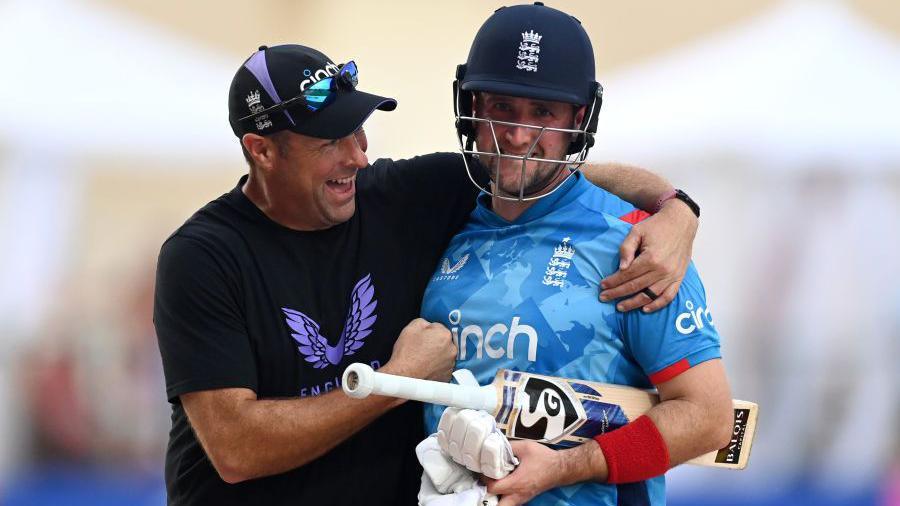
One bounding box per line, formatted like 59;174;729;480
0;5;241;475
591;0;900;171
0;0;236;162
0;0;240;341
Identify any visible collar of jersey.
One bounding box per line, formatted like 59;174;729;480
474;170;590;227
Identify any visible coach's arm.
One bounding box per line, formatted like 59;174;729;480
581;163;699;313
181;318;456;484
484;360;733;505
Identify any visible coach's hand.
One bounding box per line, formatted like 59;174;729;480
383;318;457;382
599;198;697;313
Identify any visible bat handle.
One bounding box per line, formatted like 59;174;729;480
342;363;497;412
343;363;378;398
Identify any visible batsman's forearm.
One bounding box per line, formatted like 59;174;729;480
581;162;674;212
557;394;731;485
646;360;734;466
645;397;733;467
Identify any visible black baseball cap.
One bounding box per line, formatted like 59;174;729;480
228;44;397;140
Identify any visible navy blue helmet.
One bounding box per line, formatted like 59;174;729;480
454;2;603;158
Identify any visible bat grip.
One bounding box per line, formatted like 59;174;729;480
342;363;497;412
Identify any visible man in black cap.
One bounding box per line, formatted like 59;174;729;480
154;42;698;505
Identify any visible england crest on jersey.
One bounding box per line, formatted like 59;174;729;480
542;237;575;288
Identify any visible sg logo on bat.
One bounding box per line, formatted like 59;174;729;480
511;376;585;443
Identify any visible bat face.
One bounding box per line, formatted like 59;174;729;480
496;370;615;447
491;368;758;469
498;370;635;449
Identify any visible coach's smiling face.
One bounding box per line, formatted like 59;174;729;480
242;128;369;230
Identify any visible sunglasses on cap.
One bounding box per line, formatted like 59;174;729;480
239;61;359;123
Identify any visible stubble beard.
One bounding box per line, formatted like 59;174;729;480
483;155;568;198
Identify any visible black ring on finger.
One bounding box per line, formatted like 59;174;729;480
642;287;659;300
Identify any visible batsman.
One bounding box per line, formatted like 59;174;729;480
418;3;734;505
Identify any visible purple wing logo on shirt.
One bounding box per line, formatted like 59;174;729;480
282;274;378;369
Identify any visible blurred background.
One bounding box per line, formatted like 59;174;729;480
0;0;897;504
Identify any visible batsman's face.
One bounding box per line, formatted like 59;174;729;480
473;93;585;197
277;128;369;228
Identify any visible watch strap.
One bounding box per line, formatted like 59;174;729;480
674;189;700;218
652;188;700;218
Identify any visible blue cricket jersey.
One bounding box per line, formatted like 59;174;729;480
420;172;721;506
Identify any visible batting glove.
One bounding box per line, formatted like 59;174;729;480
436;407;518;479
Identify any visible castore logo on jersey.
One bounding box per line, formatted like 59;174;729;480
448;309;538;362
433;253;470;282
675;299;714;335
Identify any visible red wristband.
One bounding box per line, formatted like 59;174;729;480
594;415;670;484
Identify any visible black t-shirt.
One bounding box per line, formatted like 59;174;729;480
154;153;478;505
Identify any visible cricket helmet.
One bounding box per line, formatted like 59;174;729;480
453;2;603;200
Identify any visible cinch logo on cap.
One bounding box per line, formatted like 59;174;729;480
299;62;341;91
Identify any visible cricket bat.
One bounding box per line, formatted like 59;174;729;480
342;363;757;469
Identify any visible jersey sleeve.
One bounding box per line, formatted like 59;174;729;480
619;262;721;385
153;235;258;402
574;182;650;225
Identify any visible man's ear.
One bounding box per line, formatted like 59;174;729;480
471;92;483;117
573;105;587;129
242;133;277;171
569;105;588;145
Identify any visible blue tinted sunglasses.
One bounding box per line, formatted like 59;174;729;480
239;61;359;123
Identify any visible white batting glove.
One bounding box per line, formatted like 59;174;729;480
436;408;518;479
416;436;499;506
417;436;475;494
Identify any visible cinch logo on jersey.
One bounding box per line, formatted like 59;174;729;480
448;309;537;362
675;299;714;335
299;61;341;91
